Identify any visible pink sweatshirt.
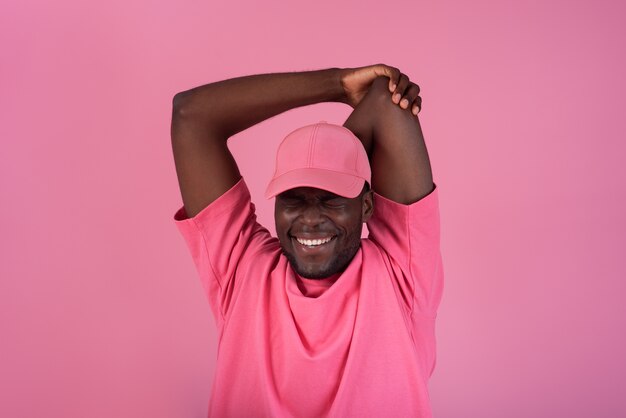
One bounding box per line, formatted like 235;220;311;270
173;179;444;417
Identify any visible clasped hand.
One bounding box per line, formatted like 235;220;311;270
339;64;422;115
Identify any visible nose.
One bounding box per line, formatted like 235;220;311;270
300;202;325;226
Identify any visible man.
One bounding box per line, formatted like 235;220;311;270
171;64;444;417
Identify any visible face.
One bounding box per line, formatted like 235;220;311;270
275;186;373;279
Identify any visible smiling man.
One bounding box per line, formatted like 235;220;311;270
268;122;374;281
171;64;444;418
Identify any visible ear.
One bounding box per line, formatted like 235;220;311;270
361;190;374;222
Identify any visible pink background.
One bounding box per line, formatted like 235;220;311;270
2;0;625;417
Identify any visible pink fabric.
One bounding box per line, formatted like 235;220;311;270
173;178;444;418
265;121;371;199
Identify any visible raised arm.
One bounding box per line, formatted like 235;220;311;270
342;73;434;204
170;69;347;218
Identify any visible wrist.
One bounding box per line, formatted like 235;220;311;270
325;67;349;105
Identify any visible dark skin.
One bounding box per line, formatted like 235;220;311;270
171;64;433;279
275;185;373;279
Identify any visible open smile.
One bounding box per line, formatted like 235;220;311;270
290;234;337;251
296;236;333;246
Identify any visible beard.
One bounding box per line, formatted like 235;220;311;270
280;229;363;280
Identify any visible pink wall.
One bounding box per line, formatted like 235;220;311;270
2;0;625;416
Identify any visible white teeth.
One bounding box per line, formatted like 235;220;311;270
296;237;333;246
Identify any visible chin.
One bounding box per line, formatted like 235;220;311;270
297;267;335;280
281;250;334;279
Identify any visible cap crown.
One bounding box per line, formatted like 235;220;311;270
273;121;370;183
265;121;371;199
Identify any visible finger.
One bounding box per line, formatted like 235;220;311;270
399;83;420;110
392;74;409;104
412;96;423;115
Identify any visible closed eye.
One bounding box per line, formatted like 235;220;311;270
323;198;347;208
279;198;302;208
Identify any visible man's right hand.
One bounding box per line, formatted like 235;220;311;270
339;64;399;108
340;64;421;116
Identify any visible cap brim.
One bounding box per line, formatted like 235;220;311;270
265;168;366;199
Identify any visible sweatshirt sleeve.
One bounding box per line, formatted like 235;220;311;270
366;184;444;317
172;178;272;325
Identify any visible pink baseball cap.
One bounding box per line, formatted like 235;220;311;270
265;121;371;199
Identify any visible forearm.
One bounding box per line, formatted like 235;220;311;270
173;68;346;138
344;76;433;204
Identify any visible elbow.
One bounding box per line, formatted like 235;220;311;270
172;89;217;121
173;86;214;119
172;90;195;118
